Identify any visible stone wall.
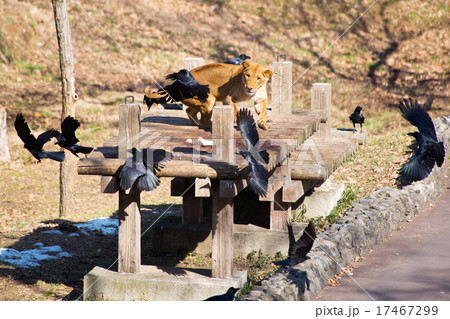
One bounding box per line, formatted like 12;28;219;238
242;116;450;301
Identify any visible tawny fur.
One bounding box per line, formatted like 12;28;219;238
144;61;273;129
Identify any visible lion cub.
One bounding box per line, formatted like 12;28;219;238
145;61;273;129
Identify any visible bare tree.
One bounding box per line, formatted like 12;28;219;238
52;0;77;217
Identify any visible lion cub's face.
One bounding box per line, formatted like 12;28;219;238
242;61;274;96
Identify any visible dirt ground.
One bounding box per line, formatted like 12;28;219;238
0;0;448;300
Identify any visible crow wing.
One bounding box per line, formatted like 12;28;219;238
237;108;260;152
397;144;436;187
61;116;81;145
119;156;146;190
289;221;316;261
247;159;269;197
14;113;41;149
399;98;438;142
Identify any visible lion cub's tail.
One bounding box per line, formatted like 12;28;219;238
143;86;170;109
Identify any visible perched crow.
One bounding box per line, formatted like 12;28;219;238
349;106;365;133
14;113;65;162
119;148;173;191
275;220;316;267
143;69;210;109
52;116;93;157
204;287;240;301
397;98;445;187
224;53;251;65
236;108;269;197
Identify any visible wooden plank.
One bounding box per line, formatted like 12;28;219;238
195;177;211;197
118;100;141;274
311;83;331;137
182;179;203;225
212;105;235;163
271;56;292;115
211;106;234;279
219;179;248;198
101;176;119;194
270;189;290;231
211;180;234;279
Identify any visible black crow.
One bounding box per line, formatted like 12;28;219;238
204;287;240;301
52;116;93;157
14;113;65;163
224;54;251;65
287;220;316;266
143;69;210;109
349;106;365;133
397;98;445;187
119;148;173;191
236;108;269;197
274;220;316;267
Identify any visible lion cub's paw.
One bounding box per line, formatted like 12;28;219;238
257;120;268;130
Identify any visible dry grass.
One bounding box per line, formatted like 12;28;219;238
0;0;448;300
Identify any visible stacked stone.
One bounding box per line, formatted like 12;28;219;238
242;116;449;301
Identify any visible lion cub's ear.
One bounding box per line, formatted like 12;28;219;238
263;70;274;78
242;61;251;69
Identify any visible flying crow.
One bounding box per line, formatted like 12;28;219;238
224;54;251;65
236;108;269;197
275;220;316;267
349;106;365;133
119;148;173;191
14;113;65;162
52;116;93;157
204;287;239;301
397;98;445;187
143;69;210;109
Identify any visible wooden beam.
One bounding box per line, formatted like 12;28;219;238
101;176;119;194
211;106;234;279
118;99;141;273
195;177;211;197
219;179;248;198
311;83;331;137
211;180;234;279
271;54;292;115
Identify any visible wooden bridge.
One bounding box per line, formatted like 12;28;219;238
77;57;364;300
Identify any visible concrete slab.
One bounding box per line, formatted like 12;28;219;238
83;265;247;301
302;182;344;218
152;223;308;257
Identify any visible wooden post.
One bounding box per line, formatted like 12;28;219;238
52;0;77;218
183;57;204;71
211;105;234;279
271;54;292;115
118;97;141;273
0;107;10;162
311;83;331;136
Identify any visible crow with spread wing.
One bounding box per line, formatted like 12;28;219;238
143;69;210;109
349;106;365;133
275;220;316;267
236;108;269;197
52;116;93;157
204;287;239;301
119;148;173;191
224;53;251;65
14;113;65;163
397;98;445;187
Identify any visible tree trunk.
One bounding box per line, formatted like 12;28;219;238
0;107;10;162
52;0;77;218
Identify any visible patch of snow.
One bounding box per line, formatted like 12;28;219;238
68;233;80;237
74;217;118;236
43;229;63;235
0;245;71;268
